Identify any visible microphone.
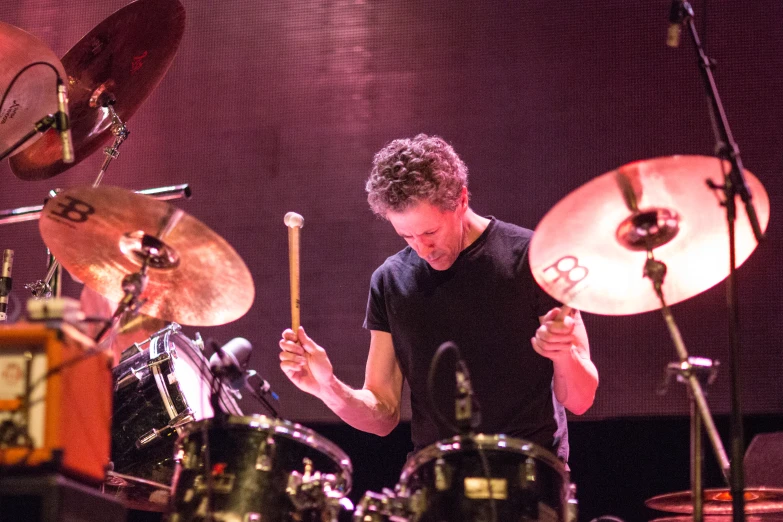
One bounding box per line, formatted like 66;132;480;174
0;249;13;322
667;0;684;48
55;78;74;164
455;357;480;433
209;337;253;388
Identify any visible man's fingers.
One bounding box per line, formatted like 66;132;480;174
279;339;304;355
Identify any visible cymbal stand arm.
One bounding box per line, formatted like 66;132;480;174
92;264;149;344
26;190;65;299
93;104;129;187
1;184;191;226
645;255;731;489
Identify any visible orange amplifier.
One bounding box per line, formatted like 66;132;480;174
0;322;112;483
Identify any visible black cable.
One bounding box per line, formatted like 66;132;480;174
0;61;61;115
426;342;461;434
425;341;496;522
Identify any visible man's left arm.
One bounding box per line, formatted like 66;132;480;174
531;307;599;415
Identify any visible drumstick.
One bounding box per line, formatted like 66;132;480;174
554;305;573;322
284;212;304;335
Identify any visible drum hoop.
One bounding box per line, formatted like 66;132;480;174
398;433;568;485
179;415;353;490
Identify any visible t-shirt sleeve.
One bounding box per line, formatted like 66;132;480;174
363;265;391;332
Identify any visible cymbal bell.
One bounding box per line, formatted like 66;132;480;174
0;22;67;156
40;185;255;326
646;487;783;515
529;155;770;315
9;0;186;180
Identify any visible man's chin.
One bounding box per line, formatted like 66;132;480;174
426;256;454;271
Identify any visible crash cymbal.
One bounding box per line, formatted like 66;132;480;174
40;185;254;326
0;22;67;156
529;155;770;315
646;488;783;515
9;0;185;180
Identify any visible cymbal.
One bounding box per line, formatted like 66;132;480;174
40;185;255;326
0;22;67;156
529;155;770;315
647;487;783;515
9;0;185;180
650;515;783;522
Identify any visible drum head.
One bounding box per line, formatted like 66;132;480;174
165;332;242;419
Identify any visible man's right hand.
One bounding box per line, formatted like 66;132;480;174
279;326;334;397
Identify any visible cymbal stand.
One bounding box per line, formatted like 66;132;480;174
92;205;184;344
670;3;766;520
25;101;131;300
660;356;720;522
92;102;129;187
0;184;191;225
644;253;731;522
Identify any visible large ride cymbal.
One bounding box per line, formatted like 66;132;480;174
40;186;255;326
9;0;186;180
0;22;67;156
647;488;783;515
529;155;769;316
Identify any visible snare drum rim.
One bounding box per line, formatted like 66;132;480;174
398;433;568;485
177;414;353;492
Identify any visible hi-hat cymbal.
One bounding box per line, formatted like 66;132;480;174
529;155;770;315
9;0;186;180
646;488;783;515
0;22;67;156
40;185;255;326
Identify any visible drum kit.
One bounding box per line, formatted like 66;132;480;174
0;0;779;521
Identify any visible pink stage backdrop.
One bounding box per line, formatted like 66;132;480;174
1;0;781;422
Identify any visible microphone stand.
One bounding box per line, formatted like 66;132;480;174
671;3;767;521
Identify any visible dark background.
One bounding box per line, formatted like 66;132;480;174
2;1;782;520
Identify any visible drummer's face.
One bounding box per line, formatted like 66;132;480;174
386;196;467;271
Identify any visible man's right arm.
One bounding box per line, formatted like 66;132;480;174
279;327;402;436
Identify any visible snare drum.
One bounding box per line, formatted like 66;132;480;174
390;434;573;522
170;415;353;522
110;324;242;490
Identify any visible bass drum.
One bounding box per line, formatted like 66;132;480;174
395;434;573;522
170;415;353;522
109;324;242;509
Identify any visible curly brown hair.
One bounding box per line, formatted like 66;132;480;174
366;134;468;217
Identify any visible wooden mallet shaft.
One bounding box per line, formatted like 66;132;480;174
284;212;304;332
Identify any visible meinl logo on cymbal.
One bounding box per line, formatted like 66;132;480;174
131;51;149;75
0;100;21;124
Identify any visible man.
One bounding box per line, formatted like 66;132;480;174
279;134;598;462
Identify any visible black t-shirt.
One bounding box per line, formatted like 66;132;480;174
364;217;569;461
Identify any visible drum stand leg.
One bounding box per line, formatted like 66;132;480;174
645;254;730;522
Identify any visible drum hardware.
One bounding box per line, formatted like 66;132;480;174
0;183;192;227
286;457;352;518
7;0;186;181
668;5;766;520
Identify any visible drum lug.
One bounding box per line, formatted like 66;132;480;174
286;458;348;520
566;483;578;522
255;435;275;471
434;457;451;491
